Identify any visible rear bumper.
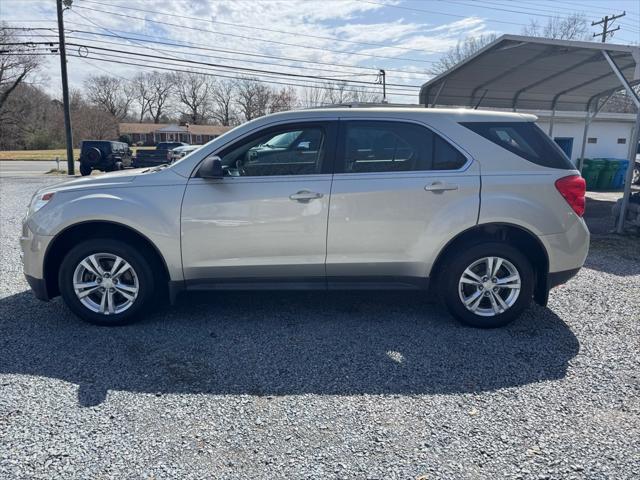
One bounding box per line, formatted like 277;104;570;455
540;217;590;273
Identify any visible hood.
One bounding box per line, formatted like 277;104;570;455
40;167;153;195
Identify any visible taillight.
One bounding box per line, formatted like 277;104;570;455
555;175;586;217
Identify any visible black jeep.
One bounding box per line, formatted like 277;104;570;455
79;140;132;176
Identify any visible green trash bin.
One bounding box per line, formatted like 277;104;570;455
587;159;607;190
596;159;618;190
580;159;601;191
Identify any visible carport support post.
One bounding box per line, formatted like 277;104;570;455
548;108;556;137
602;50;640;233
577;109;592;172
616;112;640;233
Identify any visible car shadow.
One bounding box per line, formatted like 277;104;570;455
0;290;579;407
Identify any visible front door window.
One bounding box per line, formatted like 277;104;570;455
217;126;326;176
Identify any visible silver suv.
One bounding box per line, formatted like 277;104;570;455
21;108;589;328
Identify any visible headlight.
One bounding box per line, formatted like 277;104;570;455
29;192;55;214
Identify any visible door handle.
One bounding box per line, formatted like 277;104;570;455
424;181;458;192
289;190;324;202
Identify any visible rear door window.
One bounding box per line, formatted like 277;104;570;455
460;121;574;169
337;121;467;173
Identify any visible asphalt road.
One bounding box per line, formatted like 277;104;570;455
0;160;81;177
1;175;639;479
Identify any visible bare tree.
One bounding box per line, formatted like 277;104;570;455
321;81;350;105
235;77;272;121
522;13;590;41
132;72;152;122
300;85;326;108
269;86;297;113
147;72;174;124
132;71;174;123
173;72;213;124
430;34;498;75
0;23;41;112
84;74;133;120
347;85;382;104
0;83;57;149
210;79;237;126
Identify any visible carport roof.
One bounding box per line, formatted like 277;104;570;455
419;35;640;112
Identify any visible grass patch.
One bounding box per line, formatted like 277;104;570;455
44;168;69;175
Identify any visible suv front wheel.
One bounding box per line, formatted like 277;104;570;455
438;242;534;328
58;239;155;326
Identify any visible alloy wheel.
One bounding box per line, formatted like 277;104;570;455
458;256;521;317
72;253;139;315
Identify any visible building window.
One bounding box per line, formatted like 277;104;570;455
587;137;597;144
617;138;626;144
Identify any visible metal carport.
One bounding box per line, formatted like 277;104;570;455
419;34;640;233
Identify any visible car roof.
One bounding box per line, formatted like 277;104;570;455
263;107;537;123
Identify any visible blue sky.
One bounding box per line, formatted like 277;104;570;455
3;0;639;103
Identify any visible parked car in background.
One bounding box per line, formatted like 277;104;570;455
170;144;201;162
21;107;589;328
134;142;189;168
78;140;132;176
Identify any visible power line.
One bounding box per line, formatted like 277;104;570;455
452;0;638;31
61;24;433;74
16;35;422;92
64;34;382;78
61;11;423;90
358;0;531;27
77;0;433;55
483;0;639;29
65;52;418;97
72;4;440;64
65;41;421;90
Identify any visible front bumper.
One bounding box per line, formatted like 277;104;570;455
20;219;52;300
25;274;49;301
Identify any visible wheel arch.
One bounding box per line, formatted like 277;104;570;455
429;222;550;306
43;220;171;299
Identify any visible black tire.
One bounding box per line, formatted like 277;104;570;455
58;239;156;326
79;163;92;176
438;242;534;328
86;147;102;163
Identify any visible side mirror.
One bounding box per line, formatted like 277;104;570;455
199;156;224;179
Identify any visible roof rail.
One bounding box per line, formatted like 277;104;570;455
304;102;425;109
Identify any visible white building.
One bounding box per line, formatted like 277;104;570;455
511;110;638;165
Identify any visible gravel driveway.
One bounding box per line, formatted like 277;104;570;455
1;175;639;479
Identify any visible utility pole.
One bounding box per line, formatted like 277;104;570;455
592;11;625;43
56;0;75;175
379;69;387;103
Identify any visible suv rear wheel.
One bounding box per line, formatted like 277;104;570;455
438;242;534;328
79;163;92;176
58;239;155;326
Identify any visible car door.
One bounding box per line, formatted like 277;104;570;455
181;121;337;287
326;119;480;287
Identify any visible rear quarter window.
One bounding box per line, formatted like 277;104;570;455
460;121;574;169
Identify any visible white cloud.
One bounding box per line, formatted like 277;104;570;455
3;0;494;103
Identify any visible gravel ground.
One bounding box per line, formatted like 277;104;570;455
1;175;639;479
